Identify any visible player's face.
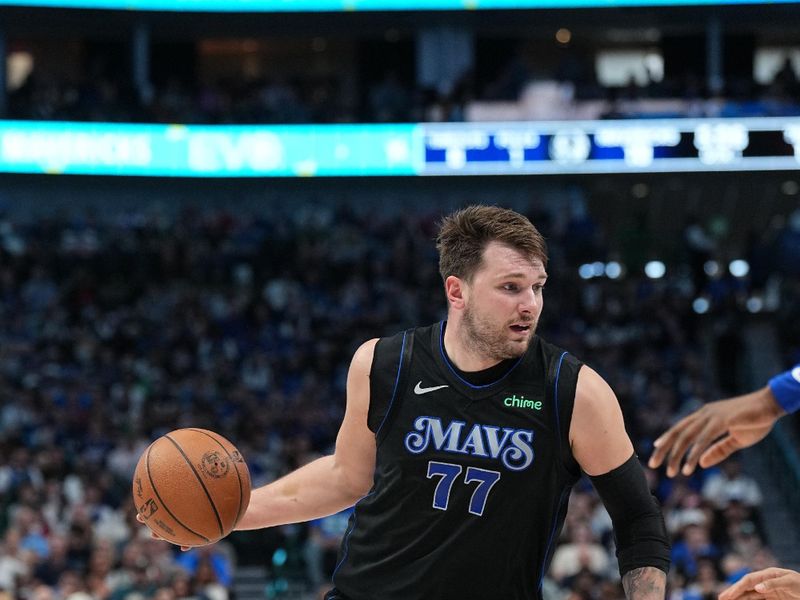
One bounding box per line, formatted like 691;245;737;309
462;241;546;361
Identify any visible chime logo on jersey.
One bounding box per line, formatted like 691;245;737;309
404;416;535;471
504;394;543;410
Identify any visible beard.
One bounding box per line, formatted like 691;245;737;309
461;304;536;362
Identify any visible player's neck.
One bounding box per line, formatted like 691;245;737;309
442;320;501;372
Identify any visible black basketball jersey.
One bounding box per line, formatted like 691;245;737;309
330;321;584;600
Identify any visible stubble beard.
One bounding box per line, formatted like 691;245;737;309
461;304;535;362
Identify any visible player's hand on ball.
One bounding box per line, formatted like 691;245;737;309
136;512;191;551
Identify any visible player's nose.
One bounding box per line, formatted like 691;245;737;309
518;289;539;313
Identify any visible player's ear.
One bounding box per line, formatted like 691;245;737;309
445;275;466;310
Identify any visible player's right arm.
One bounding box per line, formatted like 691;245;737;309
234;338;379;530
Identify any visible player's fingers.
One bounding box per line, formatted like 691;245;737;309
664;418;708;477
648;436;671;468
652;413;696;449
733;592;774;600
137;516;165;542
698;435;740;469
649;414;697;468
720;578;758;600
719;569;786;600
755;572;797;594
680;421;722;476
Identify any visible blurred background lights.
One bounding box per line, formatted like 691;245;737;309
692;297;710;314
781;180;799;196
729;259;750;278
272;548;288;567
747;296;764;313
644;260;666;279
605;261;622;279
703;260;720;277
579;261;625;279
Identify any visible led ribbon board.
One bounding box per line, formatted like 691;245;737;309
0;0;797;10
1;117;799;177
421;118;800;175
0;121;420;177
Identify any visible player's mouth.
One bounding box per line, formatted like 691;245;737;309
509;324;532;334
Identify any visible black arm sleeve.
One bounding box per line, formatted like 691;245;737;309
588;453;671;577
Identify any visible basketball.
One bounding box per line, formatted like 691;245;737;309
132;428;251;547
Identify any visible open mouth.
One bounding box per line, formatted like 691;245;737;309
510;324;531;333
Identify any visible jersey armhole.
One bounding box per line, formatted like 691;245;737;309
367;329;415;444
547;351;582;478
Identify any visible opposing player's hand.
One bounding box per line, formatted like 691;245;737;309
648;387;784;477
718;568;800;600
136;513;191;551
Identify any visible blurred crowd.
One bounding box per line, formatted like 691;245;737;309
6;52;800;124
0;198;797;600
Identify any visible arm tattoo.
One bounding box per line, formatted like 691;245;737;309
622;566;666;600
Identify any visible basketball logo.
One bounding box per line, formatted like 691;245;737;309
199;451;230;479
139;498;159;519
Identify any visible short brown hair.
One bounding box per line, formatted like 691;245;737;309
436;205;547;282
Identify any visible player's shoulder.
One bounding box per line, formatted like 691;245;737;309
374;323;436;356
353;325;424;373
351;338;380;374
533;335;583;369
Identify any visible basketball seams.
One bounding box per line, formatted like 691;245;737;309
164;433;226;538
186;428;248;527
143;442;211;545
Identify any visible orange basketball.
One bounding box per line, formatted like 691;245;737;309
132;428;251;547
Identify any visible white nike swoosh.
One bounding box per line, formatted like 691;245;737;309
792;366;800;383
414;381;449;395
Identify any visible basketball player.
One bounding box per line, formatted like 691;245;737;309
649;365;800;600
154;206;672;599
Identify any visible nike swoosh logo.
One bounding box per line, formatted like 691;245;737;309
792;366;800;383
414;381;449;395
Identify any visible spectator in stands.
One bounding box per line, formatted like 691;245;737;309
701;458;762;511
683;556;724;600
175;544;234;589
671;522;720;580
0;528;29;598
549;521;612;584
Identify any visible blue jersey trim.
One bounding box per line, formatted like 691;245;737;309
375;330;408;439
335;334;408;578
538;485;572;590
331;491;375;580
438;320;524;389
553;351;568;457
537;350;572;590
